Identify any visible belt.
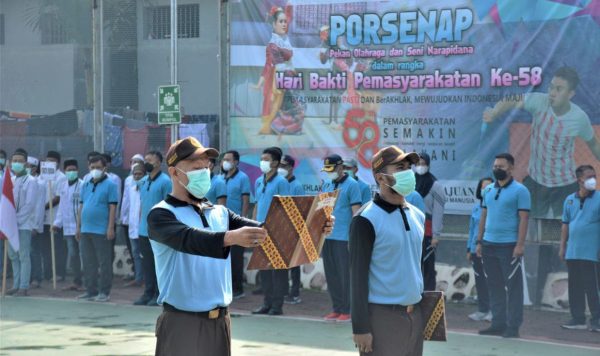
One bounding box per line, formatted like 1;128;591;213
370;303;415;313
163;302;228;319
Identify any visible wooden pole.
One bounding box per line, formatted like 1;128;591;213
2;239;8;297
48;181;57;290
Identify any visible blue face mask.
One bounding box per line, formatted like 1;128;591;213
0;158;6;166
383;169;416;196
11;162;25;174
177;168;211;199
66;171;79;182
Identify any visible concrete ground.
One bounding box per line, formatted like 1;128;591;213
1;279;599;355
1;297;600;356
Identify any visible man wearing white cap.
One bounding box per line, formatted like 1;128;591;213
120;153;145;284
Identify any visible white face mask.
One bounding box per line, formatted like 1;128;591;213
260;160;272;174
414;166;428;175
584;177;597;191
90;169;104;180
277;168;288;178
327;171;339;181
222;161;233;172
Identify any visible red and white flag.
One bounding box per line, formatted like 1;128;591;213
0;166;19;251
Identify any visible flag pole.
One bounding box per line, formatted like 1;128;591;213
49;181;57;290
2;239;7;297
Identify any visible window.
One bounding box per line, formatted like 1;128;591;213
293;2;367;35
0;14;5;45
145;4;200;40
40;13;68;44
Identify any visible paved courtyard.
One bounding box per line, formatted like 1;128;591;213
1;297;599;356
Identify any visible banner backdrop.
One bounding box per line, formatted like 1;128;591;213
229;0;600;217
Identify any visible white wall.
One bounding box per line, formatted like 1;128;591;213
136;0;220;115
0;0;76;114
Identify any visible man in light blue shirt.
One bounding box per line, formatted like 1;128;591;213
476;153;530;338
134;150;172;307
206;158;227;205
343;157;372;205
252;147;289;315
559;165;600;331
321;154;362;322
222;150;252;299
280;154;306;304
76;155;118;302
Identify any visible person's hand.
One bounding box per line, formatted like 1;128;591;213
431;238;439;248
476;243;482;258
224;226;267;248
52;225;60;233
32;230;38;237
353;333;373;354
483;107;495;123
323;216;335;236
466;252;472;262
558;246;565;262
513;244;525;258
75;230;81;242
107;227;115;241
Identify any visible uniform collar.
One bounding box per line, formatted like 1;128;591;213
225;168;239;181
373;193;409;214
288;176;296;183
149;170;163;182
494;178;514;188
165;194;212;209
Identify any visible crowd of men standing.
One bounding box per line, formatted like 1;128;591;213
0;143;598;339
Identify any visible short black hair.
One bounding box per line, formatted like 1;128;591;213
87;151;101;161
47;150;61;163
225;150;240;162
89;155;107;167
13;148;28;160
554;66;580;91
263;147;282;163
475;177;494;201
63;158;78;169
495;153;514;166
101;153;112;164
146;150;163;162
0;149;6;158
575;165;595;179
282;154;295;167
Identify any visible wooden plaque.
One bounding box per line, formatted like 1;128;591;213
420;291;447;342
247;191;339;270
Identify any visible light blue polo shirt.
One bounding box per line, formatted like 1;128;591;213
79;175;118;235
288;176;306;196
322;174;362;241
139;171;172;237
467;204;483;253
255;174;289;223
206;174;227;204
562;191;600;262
405;191;426;214
482;179;531;244
356;178;372;205
224;170;251;215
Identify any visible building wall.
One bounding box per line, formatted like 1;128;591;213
136;0;220;115
0;0;76;114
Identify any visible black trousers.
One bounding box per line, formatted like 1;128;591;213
139;236;159;298
260;269;288;310
80;233;113;295
482;243;523;331
289;266;301;298
322;239;350;314
421;236;436;291
231;245;245;294
471;255;490;313
40;225;67;279
123;225;135;274
567;259;600;323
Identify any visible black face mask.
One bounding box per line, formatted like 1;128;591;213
144;162;155;173
493;168;508;181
